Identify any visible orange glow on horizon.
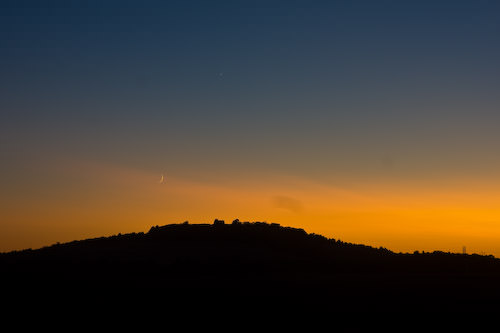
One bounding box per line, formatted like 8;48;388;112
2;158;500;257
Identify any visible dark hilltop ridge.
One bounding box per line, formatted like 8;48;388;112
2;219;500;313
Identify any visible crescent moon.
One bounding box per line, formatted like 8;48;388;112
159;174;165;184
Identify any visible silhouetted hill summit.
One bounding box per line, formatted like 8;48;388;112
2;220;500;314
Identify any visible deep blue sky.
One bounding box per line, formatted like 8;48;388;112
1;0;500;181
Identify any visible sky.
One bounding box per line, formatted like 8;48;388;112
1;0;500;255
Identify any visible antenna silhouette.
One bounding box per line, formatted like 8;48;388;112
463;246;466;255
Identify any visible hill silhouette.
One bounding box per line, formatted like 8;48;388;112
2;220;500;315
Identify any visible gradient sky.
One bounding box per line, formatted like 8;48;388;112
1;0;500;255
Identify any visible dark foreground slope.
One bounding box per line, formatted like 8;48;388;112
2;221;500;314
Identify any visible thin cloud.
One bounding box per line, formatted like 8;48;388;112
272;195;303;214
